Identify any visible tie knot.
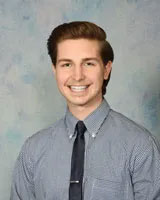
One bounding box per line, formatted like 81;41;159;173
76;121;86;136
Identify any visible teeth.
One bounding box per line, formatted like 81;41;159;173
70;86;87;92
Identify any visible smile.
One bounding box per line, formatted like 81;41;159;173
70;85;89;92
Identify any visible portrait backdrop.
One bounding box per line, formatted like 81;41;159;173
0;0;160;199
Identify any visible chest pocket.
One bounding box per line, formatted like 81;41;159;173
88;177;126;200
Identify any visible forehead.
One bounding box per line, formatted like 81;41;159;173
57;39;101;59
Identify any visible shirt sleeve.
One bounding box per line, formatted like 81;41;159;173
131;135;160;199
10;138;36;200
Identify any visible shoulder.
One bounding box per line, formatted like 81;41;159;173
21;117;65;160
106;109;160;155
30;117;64;142
107;109;160;169
107;109;152;140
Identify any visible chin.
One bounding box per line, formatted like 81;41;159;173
71;101;88;107
67;98;89;107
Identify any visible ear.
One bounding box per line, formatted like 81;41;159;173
52;64;56;75
104;61;112;80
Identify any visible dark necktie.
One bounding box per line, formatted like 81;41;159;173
69;121;86;200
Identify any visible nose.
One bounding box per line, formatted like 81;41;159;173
72;65;85;81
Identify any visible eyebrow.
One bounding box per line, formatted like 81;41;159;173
82;57;100;62
57;57;100;64
57;59;72;64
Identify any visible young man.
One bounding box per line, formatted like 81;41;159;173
10;21;160;199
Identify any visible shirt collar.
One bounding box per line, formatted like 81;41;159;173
65;98;110;139
65;108;79;139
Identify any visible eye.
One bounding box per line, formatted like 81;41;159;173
84;62;95;67
62;63;72;67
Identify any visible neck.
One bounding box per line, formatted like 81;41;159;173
68;98;103;120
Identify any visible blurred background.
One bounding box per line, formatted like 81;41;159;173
0;0;160;198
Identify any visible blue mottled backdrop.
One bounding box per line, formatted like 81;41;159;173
0;0;160;198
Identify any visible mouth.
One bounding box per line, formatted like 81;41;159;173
69;85;89;92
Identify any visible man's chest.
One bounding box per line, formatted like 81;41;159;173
33;133;134;200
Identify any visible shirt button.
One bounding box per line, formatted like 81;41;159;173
69;135;73;139
91;133;96;138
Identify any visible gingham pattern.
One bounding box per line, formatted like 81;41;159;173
10;99;160;200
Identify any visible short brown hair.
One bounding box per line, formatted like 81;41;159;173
47;21;114;95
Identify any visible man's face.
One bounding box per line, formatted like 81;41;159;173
53;39;112;110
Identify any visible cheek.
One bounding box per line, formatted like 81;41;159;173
56;73;69;86
93;71;104;84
